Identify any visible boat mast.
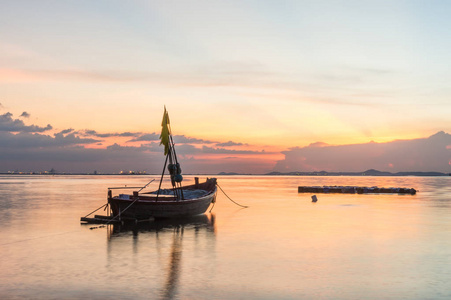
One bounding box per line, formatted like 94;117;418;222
157;107;184;200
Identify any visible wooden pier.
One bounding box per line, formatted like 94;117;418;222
298;186;417;195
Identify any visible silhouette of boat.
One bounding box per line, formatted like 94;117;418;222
81;107;217;223
108;108;217;219
107;177;217;219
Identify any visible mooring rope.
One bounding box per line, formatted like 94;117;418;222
0;230;81;246
209;200;216;213
89;179;157;229
216;183;249;208
83;203;108;218
137;179;156;193
92;196;141;229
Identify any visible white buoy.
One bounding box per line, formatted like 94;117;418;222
311;195;318;202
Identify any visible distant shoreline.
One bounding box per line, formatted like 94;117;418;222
260;169;451;177
1;169;450;176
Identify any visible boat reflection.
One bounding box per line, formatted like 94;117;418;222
106;213;216;300
107;213;216;238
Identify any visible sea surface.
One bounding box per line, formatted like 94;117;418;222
1;175;450;300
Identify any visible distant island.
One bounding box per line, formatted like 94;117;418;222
220;169;451;176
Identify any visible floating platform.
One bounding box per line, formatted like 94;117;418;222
80;214;155;224
298;186;417;195
80;215;119;224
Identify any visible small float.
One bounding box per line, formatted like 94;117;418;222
298;186;417;195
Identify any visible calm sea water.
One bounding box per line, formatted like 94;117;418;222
1;175;450;300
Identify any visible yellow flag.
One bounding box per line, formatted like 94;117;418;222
159;108;170;155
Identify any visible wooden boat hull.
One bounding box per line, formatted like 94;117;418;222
109;192;216;219
108;178;217;219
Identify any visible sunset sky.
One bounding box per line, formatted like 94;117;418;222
1;1;450;174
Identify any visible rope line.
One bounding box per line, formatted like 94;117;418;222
0;230;80;246
209;200;216;213
91;179;157;228
137;179;156;193
99;196;140;228
83;203;108;218
216;183;249;208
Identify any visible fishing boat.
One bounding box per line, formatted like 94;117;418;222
107;177;217;219
95;107;217;221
